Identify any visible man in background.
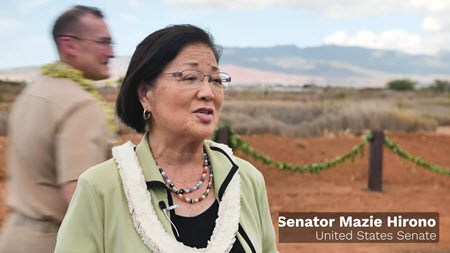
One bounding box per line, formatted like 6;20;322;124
0;5;114;252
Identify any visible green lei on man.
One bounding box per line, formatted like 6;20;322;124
41;62;117;133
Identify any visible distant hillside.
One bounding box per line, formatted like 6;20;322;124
1;45;449;87
220;45;450;86
222;45;450;75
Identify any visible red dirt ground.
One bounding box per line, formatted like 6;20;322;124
239;132;450;253
0;132;449;253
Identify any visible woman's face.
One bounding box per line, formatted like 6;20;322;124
140;43;224;141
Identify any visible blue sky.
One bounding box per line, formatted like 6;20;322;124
1;0;449;69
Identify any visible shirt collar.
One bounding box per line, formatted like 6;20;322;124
135;132;165;186
135;132;239;199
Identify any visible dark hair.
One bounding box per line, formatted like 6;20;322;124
116;24;222;133
52;5;104;45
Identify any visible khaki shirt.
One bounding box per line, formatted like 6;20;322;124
55;133;277;252
6;73;108;223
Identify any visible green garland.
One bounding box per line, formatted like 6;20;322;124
384;136;450;176
213;126;449;176
214;125;371;173
41;63;117;133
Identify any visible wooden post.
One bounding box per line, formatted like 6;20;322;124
216;127;230;145
368;131;384;191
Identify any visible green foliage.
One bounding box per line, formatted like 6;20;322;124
0;87;4;102
303;83;319;89
384;136;450;176
432;79;450;91
0;111;7;136
213;126;371;173
0;79;27;85
117;76;124;85
213;126;449;177
386;79;416;91
261;84;271;96
333;91;346;99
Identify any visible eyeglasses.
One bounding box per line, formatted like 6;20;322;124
58;35;114;46
160;69;231;90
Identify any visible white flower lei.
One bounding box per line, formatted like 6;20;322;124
112;141;241;253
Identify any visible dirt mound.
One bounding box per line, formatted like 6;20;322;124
0;132;449;252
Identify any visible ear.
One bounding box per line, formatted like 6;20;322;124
138;82;152;112
57;37;77;56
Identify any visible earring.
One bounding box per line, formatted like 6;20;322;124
143;108;151;120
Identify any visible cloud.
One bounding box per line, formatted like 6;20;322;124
422;17;441;32
411;0;450;52
315;0;450;54
421;15;450;33
164;0;404;18
324;30;425;54
163;0;443;19
165;0;450;53
408;0;450;13
0;18;21;31
275;0;403;19
128;0;139;8
165;0;269;9
409;0;450;34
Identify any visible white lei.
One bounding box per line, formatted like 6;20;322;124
112;141;241;253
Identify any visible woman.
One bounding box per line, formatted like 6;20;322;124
55;25;277;253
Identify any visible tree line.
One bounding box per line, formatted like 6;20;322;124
387;79;450;91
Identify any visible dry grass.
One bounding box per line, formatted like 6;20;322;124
0;84;448;137
220;91;449;137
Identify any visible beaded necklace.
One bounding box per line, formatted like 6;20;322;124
157;148;214;204
40;62;117;132
112;141;241;252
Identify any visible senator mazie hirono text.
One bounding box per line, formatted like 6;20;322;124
279;215;437;228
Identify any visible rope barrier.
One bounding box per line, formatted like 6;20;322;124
384;136;450;176
213;126;449;176
214;126;371;173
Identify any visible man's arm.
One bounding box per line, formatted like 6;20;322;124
62;180;78;205
56;100;108;205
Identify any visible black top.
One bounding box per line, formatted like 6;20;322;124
170;200;245;252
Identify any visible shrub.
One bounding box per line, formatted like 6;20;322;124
432;79;450;91
0;111;8;136
0;87;4;102
116;76;124;85
333;91;346;99
386;79;416;91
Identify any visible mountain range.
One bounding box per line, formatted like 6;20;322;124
1;45;449;87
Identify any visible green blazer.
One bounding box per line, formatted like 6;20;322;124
55;133;277;253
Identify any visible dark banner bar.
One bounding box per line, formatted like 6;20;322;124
279;212;439;243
